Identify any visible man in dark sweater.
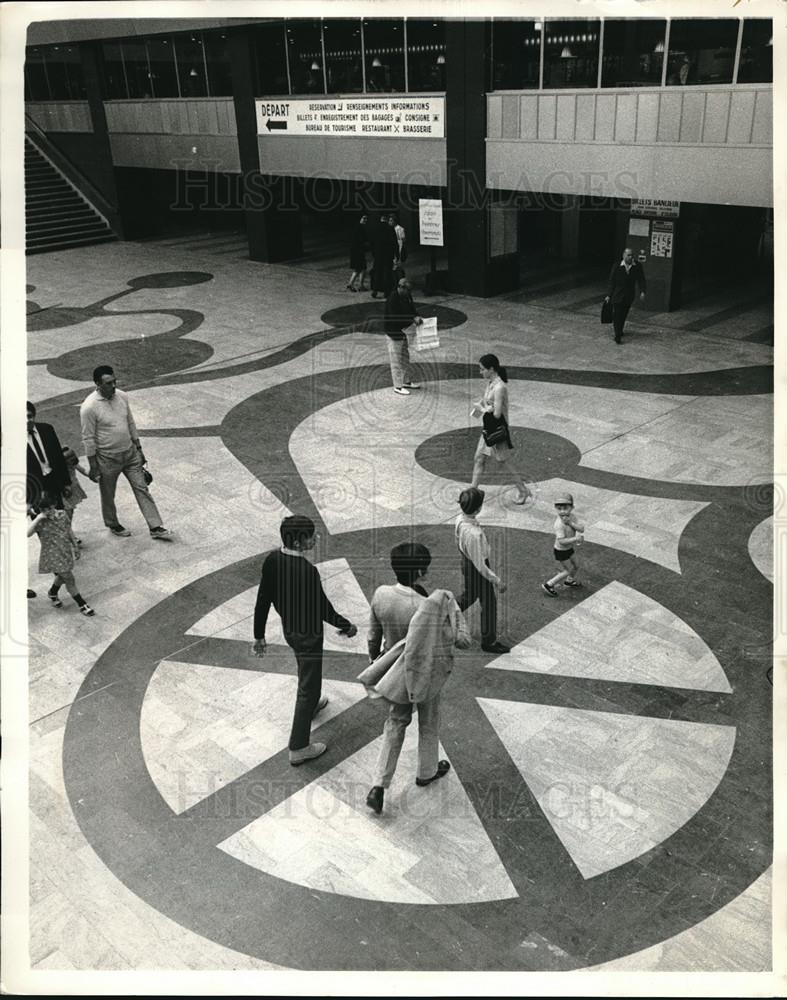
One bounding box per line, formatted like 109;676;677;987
604;247;646;344
252;514;357;765
384;277;423;395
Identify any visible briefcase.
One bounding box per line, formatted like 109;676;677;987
601;300;613;324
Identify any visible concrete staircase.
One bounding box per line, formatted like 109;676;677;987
25;138;117;254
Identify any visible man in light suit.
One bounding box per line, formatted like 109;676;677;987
604;247;646;344
26;401;70;511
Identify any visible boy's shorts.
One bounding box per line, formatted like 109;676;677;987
554;547;574;562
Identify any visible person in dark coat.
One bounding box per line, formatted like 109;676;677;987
346;214;369;292
604;247;646;344
26;401;70;511
370;214;399;299
384;277;423;395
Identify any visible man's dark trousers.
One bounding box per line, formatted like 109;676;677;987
457;556;497;647
612;299;633;341
286;633;323;751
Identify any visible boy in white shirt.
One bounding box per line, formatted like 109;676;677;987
542;493;585;597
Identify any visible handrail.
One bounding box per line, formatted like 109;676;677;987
25;112;122;234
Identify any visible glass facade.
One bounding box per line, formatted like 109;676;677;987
25;45;86;100
543;19;600;88
491;20;541;90
175;36;209;98
254;23;289;95
323;19;363;93
406;19;446;91
601;19;667;87
363;19;405;92
286;19;325;94
204;32;233;96
146;38;179;98
25;17;773;103
122;40;153;99
666;19;739;86
738;19;773;83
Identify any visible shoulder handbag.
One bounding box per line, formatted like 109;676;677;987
600;299;613;324
482;411;509;447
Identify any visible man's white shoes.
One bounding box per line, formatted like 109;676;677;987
393;386;411;395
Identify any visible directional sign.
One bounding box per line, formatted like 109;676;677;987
256;97;445;139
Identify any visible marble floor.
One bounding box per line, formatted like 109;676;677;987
7;238;779;991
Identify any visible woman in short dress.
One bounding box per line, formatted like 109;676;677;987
471;353;530;504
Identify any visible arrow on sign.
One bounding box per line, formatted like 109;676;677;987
266;119;287;132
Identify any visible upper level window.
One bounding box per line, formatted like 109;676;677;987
323;18;363;93
254;23;289;95
491;19;541;90
175;35;209;97
363;18;405;92
147;37;179;98
101;42;128;99
601;19;667;87
286;19;325;94
25;47;50;101
123;40;153;98
543;19;600;88
406;19;446;91
666;18;738;85
25;44;86;100
204;31;233;96
737;19;772;83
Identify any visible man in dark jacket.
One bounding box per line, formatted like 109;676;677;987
605;247;646;343
384;277;423;395
370;213;399;299
252;514;358;766
26;401;70;510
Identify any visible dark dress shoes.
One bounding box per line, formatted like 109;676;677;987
481;641;511;654
366;786;384;814
415;760;451;787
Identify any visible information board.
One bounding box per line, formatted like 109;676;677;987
650;220;675;258
419;199;444;247
631;199;680;218
256;97;445;138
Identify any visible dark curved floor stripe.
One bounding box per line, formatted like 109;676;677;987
134;425;224;438
221;367;773;537
415;427;770;503
320;300;468;331
62;516;770;970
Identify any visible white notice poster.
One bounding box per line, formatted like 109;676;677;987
419;199;444;247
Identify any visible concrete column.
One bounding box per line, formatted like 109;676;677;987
228;28;302;262
444;20;518;297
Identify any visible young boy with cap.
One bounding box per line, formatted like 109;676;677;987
454;487;509;653
542;493;585;597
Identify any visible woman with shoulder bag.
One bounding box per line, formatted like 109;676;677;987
470;353;530;505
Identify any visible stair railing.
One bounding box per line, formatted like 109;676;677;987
24;112;122;236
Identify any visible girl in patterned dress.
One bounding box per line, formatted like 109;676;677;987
61;445;88;544
27;493;94;616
